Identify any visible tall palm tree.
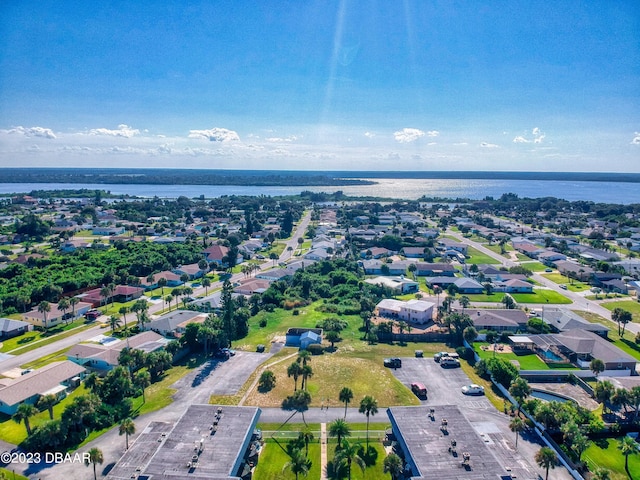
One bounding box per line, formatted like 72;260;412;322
509;416;525;448
283;449;312;480
202;277;211;295
619;435;640;475
12;403;38;435
37;393;58;420
335;440;365;480
301;364;313;391
287;362;303;392
534;446;557;480
58;297;70;324
134;369;151;403
85;447;104;480
37;300;50;331
383;453;403;480
328;418;351;448
298;349;311;366
119;417;136;450
459;295;470;312
69;296;80;319
119;306;129;336
165;294;173;312
339;387;354;419
300;426;314;456
359;396;378;450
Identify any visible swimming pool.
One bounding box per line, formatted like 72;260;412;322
530;389;576;404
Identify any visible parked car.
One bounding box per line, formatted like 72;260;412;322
433;352;450;363
384;358;402;368
560;284;568;290
440;357;460;368
411;382;427;398
415;350;423;358
256;344;265;353
84;309;101;320
545;268;553;272
221;348;236;356
461;384;485;395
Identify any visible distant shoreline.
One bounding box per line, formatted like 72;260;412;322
1;168;638;186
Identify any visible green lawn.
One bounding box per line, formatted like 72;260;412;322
577;311;640;363
601;301;640;322
583;437;640;480
474;344;552;370
461;292;506;302
541;273;590;292
254;440;322;480
0;468;29;480
518;261;548;272
465;246;500;265
511;289;572;304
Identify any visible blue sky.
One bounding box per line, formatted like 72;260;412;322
1;1;638;172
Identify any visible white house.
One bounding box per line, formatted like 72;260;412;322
376;299;435;324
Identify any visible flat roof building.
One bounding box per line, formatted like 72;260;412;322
387;405;529;479
106;405;261;480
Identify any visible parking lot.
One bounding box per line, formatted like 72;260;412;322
391;357;493;410
389;356;574;480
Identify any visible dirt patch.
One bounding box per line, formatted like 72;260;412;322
480;343;514;354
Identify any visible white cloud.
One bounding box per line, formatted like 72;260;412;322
532;127;541;135
364;131;375;138
534;134;546;144
265;135;299;143
188;127;240;142
428;142;437;146
426;130;439;137
480;142;499;148
513;136;530;143
88;124;140;138
631;132;640;145
394;128;425;143
3;126;57;139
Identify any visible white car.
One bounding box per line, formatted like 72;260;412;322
461;384;485;395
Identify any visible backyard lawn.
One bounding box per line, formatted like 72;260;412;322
541;273;590;292
511;289;572;304
583;437;640;480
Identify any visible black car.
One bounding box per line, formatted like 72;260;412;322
384;358;402;368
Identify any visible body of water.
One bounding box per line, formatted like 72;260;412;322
0;178;638;203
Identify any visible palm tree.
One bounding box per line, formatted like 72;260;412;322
590;358;605;377
69;296;80;319
37;300;50;331
433;285;442;309
85;447;104;480
298;349;311;366
339;387;354;419
12;402;38;435
619;435;639;475
301;364;313;391
119;306;129;335
335;440;365;480
119;417;136;450
300;426;314;456
287;362;303;392
165;294;173;311
383;453;403;480
37;393;58;420
202;277;211;295
509;416;525;448
359;395;378;450
328;418;351;448
109;314;122;333
459;295;470;312
283;449;312;480
157;277;167;296
58;297;70;324
134;369;151;403
535;446;557;480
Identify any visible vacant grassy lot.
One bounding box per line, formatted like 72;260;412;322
465;246;500;265
474;344;551;370
583;437;640;480
541;273;590;292
462;292;506;303
602;301;640;322
518;261;549;272
511;289;572;304
253;441;322;480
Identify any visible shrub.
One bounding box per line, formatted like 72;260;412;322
306;344;324;355
264;304;275;312
259;318;267;328
293;309;300;316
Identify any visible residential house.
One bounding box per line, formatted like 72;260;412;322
304;248;331;261
0;318;31;339
537;250;568;265
375;299;434;324
144;310;207;338
494;279;534;293
554;260;594;281
285;328;323;349
139;271;183;290
0;361;85;415
541;307;609;337
234;278;272;295
364;276;419;294
68;331;168;371
92;226;125;236
79;285;144;307
437;239;468;254
172;263;205;280
463;308;528;333
414;262;456;277
22;300;92;329
402;247;428;258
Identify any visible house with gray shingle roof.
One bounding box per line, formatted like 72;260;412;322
0;317;31;339
541;307;609;337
